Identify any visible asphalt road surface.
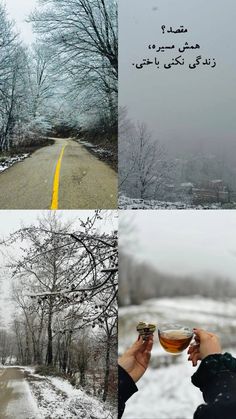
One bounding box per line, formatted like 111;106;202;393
0;138;117;209
0;367;38;419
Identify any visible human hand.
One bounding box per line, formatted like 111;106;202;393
118;335;153;383
188;328;222;367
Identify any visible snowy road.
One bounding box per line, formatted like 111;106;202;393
0;367;39;419
0;138;117;209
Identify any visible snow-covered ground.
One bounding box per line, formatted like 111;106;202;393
0;366;114;419
80;140;113;157
0;154;30;173
119;195;224;210
22;368;115;419
119;297;236;419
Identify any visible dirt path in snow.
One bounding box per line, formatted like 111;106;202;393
0;138;117;209
0;367;38;419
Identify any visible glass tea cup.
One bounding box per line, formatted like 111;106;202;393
158;323;193;355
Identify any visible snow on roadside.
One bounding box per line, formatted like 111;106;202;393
79;140;94;148
23;368;114;419
80;140;113;157
0;154;30;173
50;377;114;418
119;195;223;210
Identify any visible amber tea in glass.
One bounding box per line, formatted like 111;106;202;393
158;324;193;355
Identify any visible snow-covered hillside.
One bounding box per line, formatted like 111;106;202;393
119;297;236;419
119;195;224;210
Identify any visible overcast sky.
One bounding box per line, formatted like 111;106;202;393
119;0;236;161
120;210;236;281
4;0;37;43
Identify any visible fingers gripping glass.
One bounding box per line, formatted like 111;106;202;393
136;322;156;341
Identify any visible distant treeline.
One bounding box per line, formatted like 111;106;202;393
119;251;236;306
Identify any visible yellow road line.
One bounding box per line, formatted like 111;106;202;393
51;144;66;210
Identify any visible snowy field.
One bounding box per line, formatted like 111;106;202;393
119;297;236;419
0;154;30;173
119;195;224;210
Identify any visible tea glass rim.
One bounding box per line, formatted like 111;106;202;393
158;323;194;338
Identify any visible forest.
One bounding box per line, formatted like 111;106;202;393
119;251;236;306
0;211;118;409
0;0;117;159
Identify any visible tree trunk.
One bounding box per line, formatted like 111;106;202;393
46;308;53;365
80;363;86;387
102;338;111;402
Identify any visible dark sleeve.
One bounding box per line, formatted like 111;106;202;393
118;365;138;419
191;353;236;419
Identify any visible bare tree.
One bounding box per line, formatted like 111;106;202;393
30;0;117;77
0;4;27;150
120;120;173;200
30;0;118;133
2;212;118;372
